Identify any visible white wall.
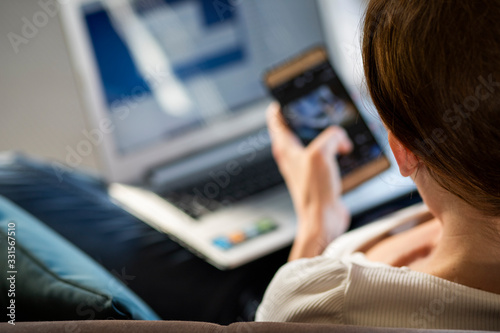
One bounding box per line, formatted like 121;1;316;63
0;0;99;172
320;0;366;90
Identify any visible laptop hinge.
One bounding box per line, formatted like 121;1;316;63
147;129;272;192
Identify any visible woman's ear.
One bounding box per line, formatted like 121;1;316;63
388;131;420;177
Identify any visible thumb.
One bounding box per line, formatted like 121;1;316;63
266;102;302;148
308;126;353;157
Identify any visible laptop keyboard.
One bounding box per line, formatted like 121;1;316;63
160;157;284;219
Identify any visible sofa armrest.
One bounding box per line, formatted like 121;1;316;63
0;195;159;322
0;321;494;333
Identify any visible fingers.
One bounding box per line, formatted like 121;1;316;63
266;102;353;164
266;102;302;149
309;126;353;157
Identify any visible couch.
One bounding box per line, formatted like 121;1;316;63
0;172;497;332
0;320;492;332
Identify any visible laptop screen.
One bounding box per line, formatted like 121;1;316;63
81;0;324;155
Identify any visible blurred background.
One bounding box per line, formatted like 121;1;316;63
1;0;100;170
0;0;368;175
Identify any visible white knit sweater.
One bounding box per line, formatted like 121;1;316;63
256;204;500;330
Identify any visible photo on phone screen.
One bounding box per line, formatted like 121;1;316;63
264;46;390;191
285;84;356;144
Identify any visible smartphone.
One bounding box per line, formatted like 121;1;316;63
264;46;390;192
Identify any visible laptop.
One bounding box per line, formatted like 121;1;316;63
60;0;415;269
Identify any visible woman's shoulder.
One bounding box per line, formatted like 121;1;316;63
256;204;431;323
255;251;407;323
257;203;500;329
255;254;351;323
257;251;500;329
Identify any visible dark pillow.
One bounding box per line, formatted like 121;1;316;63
0;195;159;322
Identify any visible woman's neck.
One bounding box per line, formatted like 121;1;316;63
415;172;500;294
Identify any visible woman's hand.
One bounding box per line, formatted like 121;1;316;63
266;102;353;261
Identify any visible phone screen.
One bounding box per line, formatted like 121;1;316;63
266;49;388;183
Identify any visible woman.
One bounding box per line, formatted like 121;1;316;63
256;0;500;330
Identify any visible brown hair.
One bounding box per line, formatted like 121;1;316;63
362;0;500;216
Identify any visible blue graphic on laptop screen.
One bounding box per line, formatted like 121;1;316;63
81;0;323;154
84;0;244;106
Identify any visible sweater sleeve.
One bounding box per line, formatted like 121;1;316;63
255;255;349;323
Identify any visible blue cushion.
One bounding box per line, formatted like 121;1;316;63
0;195;160;321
